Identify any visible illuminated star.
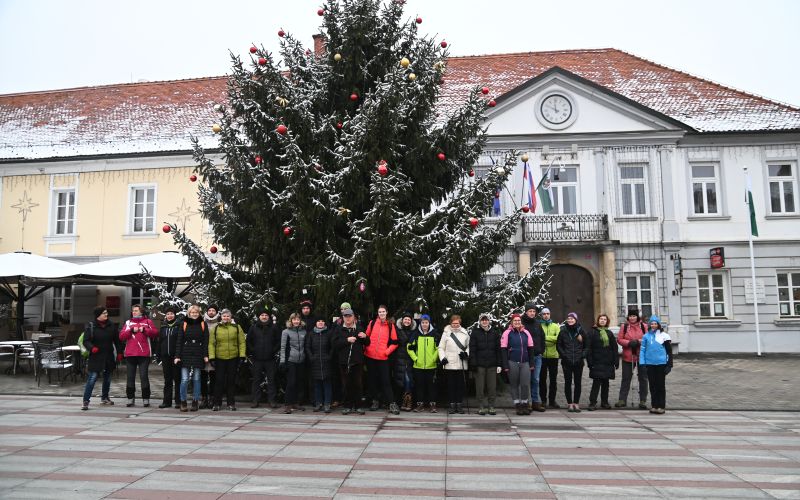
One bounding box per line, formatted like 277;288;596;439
168;198;201;230
11;191;38;222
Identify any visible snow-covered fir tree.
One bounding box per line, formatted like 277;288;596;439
156;0;549;323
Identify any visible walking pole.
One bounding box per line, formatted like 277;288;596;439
461;356;470;414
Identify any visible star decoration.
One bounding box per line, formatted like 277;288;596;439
11;191;38;222
168;198;201;230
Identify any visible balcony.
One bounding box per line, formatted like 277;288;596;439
523;214;609;243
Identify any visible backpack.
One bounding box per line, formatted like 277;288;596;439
78;323;94;358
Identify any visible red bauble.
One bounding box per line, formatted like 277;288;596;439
317;8;324;15
437;152;446;161
305;49;312;56
210;245;218;254
440;40;448;48
350;93;358;101
276;124;288;135
416;16;422;23
488;99;497;107
283;226;292;236
249;46;257;54
468;169;475;177
521;206;530;213
258;57;267;66
189;174;197;182
162;224;171;233
469;217;479;228
278;29;285;37
481;87;489;95
255;156;262;165
336;121;343;129
378;164;388;176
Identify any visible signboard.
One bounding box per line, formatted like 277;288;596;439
744;279;766;304
710;247;725;269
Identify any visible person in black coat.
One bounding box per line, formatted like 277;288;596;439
247;311;281;408
174;305;209;412
305;317;335;412
584;314;619;411
394;312;416;411
331;308;369;414
469;313;502;415
157;306;182;409
81;306;123;410
557;312;586;412
521;303;546;412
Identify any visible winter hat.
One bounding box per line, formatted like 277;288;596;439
649;315;662;327
207;304;219;313
340;302;352;310
540;307;551;314
164;306;178;314
401;311;413;320
300;299;312;308
220;308;232;317
524;302;538;313
479;313;491;320
93;306;107;319
567;312;578;321
420;314;431;322
341;308;354;316
627;309;640;320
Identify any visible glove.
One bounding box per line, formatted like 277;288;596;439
664;365;672;375
458;351;467;360
496;366;502;374
116;353;123;362
91;346;99;354
628;339;640;350
440;358;449;366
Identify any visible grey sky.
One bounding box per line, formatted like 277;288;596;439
1;0;798;107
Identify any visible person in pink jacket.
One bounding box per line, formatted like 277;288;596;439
615;309;649;409
119;303;158;407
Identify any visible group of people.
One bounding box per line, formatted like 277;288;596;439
81;300;673;415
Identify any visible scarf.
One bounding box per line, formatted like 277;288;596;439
542;319;552;326
313;326;326;334
598;327;609;347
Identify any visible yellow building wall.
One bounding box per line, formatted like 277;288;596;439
0;166;212;257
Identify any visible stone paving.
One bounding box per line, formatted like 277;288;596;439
0;395;799;499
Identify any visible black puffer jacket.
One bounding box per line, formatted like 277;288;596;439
557;323;586;365
584;327;618;379
522;315;545;356
247;318;281;362
305;327;335;380
468;324;502;368
83;320;122;373
331;321;369;367
158;319;181;357
393;319;416;386
176;316;209;369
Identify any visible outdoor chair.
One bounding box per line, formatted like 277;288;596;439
14;344;35;375
0;345;15;374
35;341;74;386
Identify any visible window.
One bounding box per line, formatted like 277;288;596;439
131;285;154;312
768;163;797;214
545;166;578;214
777;271;800;317
619;164;648;216
52;285;72;323
625;274;654;319
130;186;156;233
474;165;503;216
51;189;76;235
697;272;728;318
691;164;719;215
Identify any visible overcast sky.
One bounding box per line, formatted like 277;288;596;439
1;0;798;106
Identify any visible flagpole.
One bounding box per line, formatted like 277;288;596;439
745;167;762;356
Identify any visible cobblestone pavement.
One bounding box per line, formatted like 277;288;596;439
3;354;799;411
0;395;798;499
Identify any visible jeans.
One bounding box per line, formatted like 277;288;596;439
618;361;648;404
162;356;181;405
562;360;584;404
530;355;542;403
313;379;332;406
180;366;201;402
365;358;394;405
413;368;436;405
339;364;363;409
474;366;497;407
508;360;531;403
402;367;413;393
213;358;238;407
251;359;277;403
540;357;559;404
125;356;151;400
646;364;667;408
83;369;111;402
589;378;610;405
445;370;465;404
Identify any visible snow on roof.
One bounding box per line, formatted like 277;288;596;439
77;251;193;279
2;49;799;161
0;251;82;279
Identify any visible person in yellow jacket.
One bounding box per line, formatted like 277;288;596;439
208;308;246;411
538;308;562;409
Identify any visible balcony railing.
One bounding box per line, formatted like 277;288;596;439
523;214;609;242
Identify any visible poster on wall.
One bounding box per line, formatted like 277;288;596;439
710;247;725;269
105;296;120;318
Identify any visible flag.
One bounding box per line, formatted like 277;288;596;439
747;173;758;237
536;170;554;213
525;164;536;212
493;189;501;216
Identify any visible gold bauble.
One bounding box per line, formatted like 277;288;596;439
521;153;529;163
334;53;342;62
408;73;417;81
211;124;222;133
400;57;410;68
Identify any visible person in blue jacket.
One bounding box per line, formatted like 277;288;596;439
639;315;673;414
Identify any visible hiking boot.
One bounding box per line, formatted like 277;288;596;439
324;405;332;413
101;398;114;406
523;405;532;415
614;400;627;408
313;404;323;412
158;401;171;409
601;402;612;410
190;400;199;412
414;402;424;412
448;403;457;414
547;402;560;409
283;405;292;414
587;403;597;411
292;404;305;412
180;401;188;412
532;402;546;412
331;401;340;408
488;407;496;415
456;403;464;414
649;408;658;414
142;399;150;408
212;405;221;411
228;405;237;411
341;407;353;415
174;403;181;409
573;405;581;413
638;401;648;410
389;402;400;415
369;399;380;411
429;403;438;413
401;392;413;411
355;407;366;415
251;401;260;408
477;407;486;416
515;403;523;415
200;397;210;409
81;401;89;411
656;408;666;414
269;402;279;409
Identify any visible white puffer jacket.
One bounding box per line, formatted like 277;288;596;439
438;325;470;370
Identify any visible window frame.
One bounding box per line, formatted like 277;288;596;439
50;188;77;236
624;273;656;320
474;164;505;217
690;162;720;216
696;271;731;319
776;270;800;318
618;162;649;217
127;184;158;234
130;285;154;312
766;162;798;215
51;285;72;323
543;165;579;215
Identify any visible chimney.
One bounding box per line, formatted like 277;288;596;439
312;34;327;57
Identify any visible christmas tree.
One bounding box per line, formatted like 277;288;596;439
156;0;549;323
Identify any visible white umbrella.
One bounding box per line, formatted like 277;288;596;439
0;251;81;279
77;251;193;279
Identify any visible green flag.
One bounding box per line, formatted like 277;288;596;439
536;171;554;214
747;174;758;237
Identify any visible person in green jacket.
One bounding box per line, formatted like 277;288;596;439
208;309;246;411
539;308;562;409
406;314;440;412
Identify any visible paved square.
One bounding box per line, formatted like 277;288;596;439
0;396;798;499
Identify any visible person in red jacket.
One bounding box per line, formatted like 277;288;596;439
615;309;649;409
364;305;400;414
119;303;158;407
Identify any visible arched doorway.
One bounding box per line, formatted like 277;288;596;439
548;264;595;327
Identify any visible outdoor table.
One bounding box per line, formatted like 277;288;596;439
0;341;33;375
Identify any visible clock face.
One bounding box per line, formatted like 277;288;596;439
540;94;572;124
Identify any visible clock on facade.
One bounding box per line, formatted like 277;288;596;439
535;91;577;130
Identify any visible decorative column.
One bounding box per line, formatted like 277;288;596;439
517;248;531;276
600;248;618;326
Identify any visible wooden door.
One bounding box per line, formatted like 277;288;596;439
548;264;594;327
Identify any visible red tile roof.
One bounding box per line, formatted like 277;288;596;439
1;48;798;160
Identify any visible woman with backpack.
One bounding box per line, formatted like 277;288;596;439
584;313;618;411
406;314;439;413
119;303;158;407
208;308;246;411
81;306;123;410
394;312;416;411
174;304;209;412
500;314;535;415
640;315;673;414
557;312;586;412
616;309;649;409
438;315;471;414
364;305;400;415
